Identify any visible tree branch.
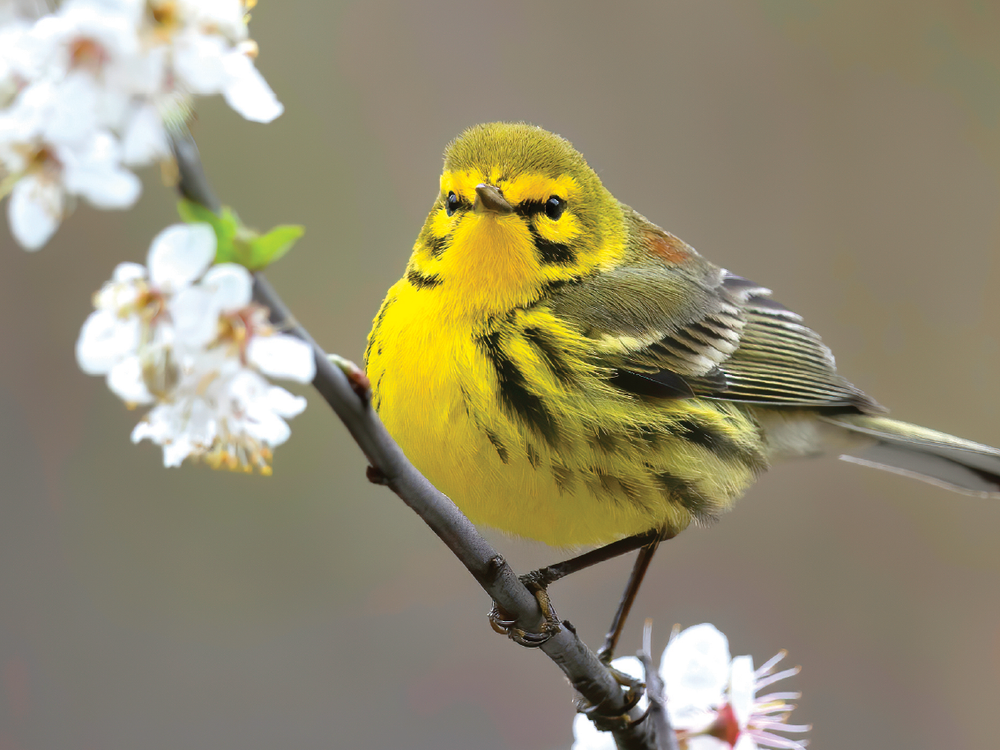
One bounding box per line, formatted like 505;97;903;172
168;126;665;750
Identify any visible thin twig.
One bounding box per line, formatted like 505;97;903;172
639;620;680;750
168;126;664;750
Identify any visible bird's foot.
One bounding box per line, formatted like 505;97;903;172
577;666;648;732
488;578;562;647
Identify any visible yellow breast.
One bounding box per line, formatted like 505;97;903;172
366;279;619;546
366;274;763;548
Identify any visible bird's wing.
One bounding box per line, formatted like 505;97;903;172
547;220;882;413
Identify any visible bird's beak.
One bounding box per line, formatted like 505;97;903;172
474;183;514;215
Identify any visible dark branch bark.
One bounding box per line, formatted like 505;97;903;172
168;126;666;750
640;621;681;750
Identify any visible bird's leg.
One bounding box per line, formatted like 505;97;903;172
595;534;667;664
489;530;659;648
522;529;661;589
574;532;676;731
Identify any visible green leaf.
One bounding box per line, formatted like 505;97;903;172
212;209;245;265
245;225;305;270
177;200;304;271
176;199;218;227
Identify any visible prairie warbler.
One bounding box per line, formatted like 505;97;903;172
366;122;1000;653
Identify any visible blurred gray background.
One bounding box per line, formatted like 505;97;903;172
2;1;1000;748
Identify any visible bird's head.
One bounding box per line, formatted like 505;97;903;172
408;122;626;317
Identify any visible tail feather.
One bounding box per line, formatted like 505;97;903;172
822;415;1000;498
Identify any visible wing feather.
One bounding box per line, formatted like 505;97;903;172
547;215;883;414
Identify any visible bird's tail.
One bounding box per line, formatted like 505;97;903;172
822;415;1000;497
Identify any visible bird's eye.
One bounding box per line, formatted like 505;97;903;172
545;196;566;221
446;191;460;217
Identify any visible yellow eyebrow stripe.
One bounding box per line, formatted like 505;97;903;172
502;174;579;204
440;171;580;204
440;171;483;202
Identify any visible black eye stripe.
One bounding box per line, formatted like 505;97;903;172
514;196;568;220
515;201;546;217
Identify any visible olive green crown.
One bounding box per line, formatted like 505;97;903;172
444;122;597;185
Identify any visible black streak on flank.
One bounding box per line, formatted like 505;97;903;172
479;330;559;447
617;477;647;508
406;268;442;289
553;463;574;493
595;469;618;495
523;326;576;386
588;424;619;454
526;443;541;469
364;296;394;364
675;418;764;471
370;296;395;338
485;430;509;464
654;471;714;520
458;386;471;417
529;225;575;265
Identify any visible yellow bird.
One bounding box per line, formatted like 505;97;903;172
366;122;1000;653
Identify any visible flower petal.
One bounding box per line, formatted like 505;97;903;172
111;261;146;284
246;334;315;382
76;309;141;374
147;223;216;290
201;263;253;311
8;174;63;250
222;50;283;122
121;102;171;166
263;384;306;417
107;355;154;404
661;623;731;728
59;131;142;208
729;655;756;727
161;436;195;467
244;407;291;446
173;31;228;94
571;713;617;750
177;0;249;41
170;286;222;348
689;738;731;750
41;73;102;146
72;162;141;208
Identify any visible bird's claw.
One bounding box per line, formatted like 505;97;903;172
488;579;562;648
577;664;647;732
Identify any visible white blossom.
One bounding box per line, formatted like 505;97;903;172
2;126;141;249
129;347;309;472
1;0;282;249
76;223;314;473
15;0;144;129
572;625;810;750
0;13;32;106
